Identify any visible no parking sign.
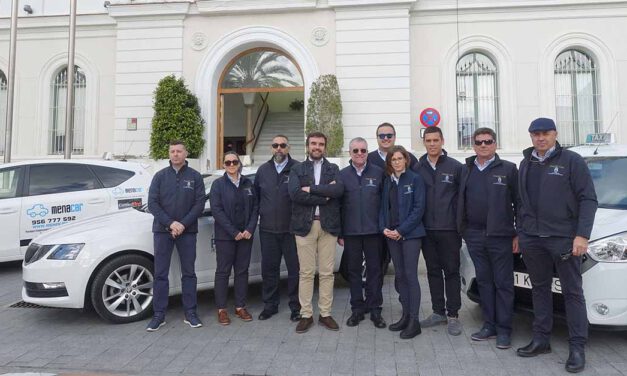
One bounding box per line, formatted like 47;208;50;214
420;108;440;127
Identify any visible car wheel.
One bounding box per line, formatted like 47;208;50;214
90;254;154;324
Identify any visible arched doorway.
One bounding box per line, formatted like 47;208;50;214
216;48;305;166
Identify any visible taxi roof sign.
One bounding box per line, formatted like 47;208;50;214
585;133;615;144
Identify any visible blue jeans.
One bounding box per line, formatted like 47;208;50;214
387;238;422;319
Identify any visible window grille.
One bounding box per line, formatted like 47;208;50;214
554;49;601;146
49;66;86;155
456;52;500;148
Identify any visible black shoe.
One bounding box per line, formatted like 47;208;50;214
258;309;277;321
400;319;421;339
516;339;552;358
471;326;497;341
370;313;387;329
290;311;301;322
565;350;585;373
346;313;364;327
389;314;410;332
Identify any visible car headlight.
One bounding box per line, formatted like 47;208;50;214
587;233;627;262
47;243;85;260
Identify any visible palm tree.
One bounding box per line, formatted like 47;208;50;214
223;51;302;88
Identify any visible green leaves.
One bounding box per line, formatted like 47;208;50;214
149;75;205;159
306;74;344;157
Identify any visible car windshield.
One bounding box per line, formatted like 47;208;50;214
586;156;627;210
136;173;254;213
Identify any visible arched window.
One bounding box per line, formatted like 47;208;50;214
49;66;86;155
456;52;500;148
554;49;600;146
0;71;7;155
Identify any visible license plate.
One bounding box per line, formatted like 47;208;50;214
513;271;562;294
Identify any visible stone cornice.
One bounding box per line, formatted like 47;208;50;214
195;0;317;14
412;0;627;12
328;0;414;7
106;1;190;18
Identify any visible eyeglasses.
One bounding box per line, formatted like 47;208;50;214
272;143;288;149
378;133;395;140
224;160;240;167
351;148;367;154
474;139;495;146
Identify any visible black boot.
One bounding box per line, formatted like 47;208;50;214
389;314;410;332
400;319;422;339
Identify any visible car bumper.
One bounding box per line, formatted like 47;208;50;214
22;259;89;309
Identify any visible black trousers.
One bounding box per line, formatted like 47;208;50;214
520;233;587;350
153;232;198;318
464;229;514;335
388;238;422;319
214;239;253;309
422;230;462;317
344;234;384;315
259;230;300;313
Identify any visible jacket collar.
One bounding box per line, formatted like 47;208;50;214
465;153;502;169
266;154;296;173
419;149;449;165
169;160;188;173
522;141;563;162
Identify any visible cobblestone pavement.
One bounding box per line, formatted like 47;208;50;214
1;260;626;376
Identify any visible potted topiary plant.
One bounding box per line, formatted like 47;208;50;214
289;99;304;111
305;74;344;158
149;75;205;168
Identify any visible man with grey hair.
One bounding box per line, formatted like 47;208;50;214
338;137;387;328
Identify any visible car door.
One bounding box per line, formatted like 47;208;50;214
0;166;24;261
19;163;110;252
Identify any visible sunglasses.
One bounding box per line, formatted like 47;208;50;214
224;160;240;167
378;133;395;140
272;143;288;149
352;148;367;154
474;139;495;146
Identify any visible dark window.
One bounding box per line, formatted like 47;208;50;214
28;164;100;196
0;167;22;199
90;165;135;188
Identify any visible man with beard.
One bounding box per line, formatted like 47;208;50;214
254;135;301;322
289;132;344;333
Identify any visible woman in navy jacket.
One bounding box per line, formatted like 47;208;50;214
209;152;259;325
379;145;426;339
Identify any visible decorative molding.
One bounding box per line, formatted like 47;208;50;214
106;2;190;18
196;0;317;14
190;32;209;51
413;0;627;12
329;0;414;7
311;27;329;47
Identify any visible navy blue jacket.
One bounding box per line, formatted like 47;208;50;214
148;161;206;233
209;173;259;241
518;142;597;239
367;149;419;171
339;162;384;236
289;158;343;237
379;169;426;239
457;154;519;237
254;156;299;234
414;150;462;231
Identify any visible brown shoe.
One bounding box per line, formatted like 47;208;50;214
296;317;314;333
217;309;230;326
235;307;253;322
318;315;339;331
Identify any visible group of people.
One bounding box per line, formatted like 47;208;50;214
146;117;597;374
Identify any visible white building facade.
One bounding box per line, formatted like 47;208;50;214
1;0;626;169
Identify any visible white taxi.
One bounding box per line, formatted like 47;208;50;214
22;169;345;324
460;141;627;328
0;160;151;262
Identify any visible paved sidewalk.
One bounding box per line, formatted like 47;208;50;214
1;261;627;375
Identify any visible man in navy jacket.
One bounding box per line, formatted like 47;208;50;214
457;128;519;350
516;118;597;374
414;127;464;336
147;140;206;331
254;135;301;322
339;137;386;329
289;132;344;334
367;122;419;170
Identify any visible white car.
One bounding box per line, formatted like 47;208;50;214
0;160;152;262
22;169;345;323
460;142;627;328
